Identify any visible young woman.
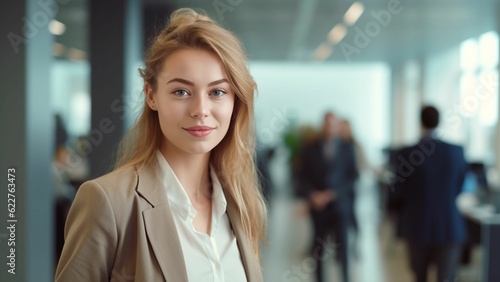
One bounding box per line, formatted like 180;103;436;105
55;8;266;282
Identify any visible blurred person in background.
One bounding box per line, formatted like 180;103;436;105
256;143;276;208
53;114;75;200
298;112;358;282
338;119;363;256
56;9;266;281
292;124;319;199
65;135;91;188
393;105;468;282
52;114;75;264
53;116;91;264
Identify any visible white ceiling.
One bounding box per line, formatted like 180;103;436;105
56;0;499;63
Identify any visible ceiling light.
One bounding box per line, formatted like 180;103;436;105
49;20;66;35
314;43;332;61
53;42;65;57
328;24;347;44
67;48;87;61
344;2;364;26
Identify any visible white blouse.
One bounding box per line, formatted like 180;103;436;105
156;152;247;282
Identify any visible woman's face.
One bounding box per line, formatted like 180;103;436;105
146;48;235;157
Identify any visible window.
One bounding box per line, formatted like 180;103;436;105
459;32;499;164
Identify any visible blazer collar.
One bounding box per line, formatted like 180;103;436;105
136;164;188;282
225;195;263;282
135;164;262;282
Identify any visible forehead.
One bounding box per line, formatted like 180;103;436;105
157;49;228;82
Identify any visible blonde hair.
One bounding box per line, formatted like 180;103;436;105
115;8;267;258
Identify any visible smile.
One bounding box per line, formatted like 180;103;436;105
183;126;215;137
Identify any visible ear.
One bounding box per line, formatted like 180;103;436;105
145;83;157;111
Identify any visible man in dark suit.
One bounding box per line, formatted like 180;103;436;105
298;112;358;282
393;106;468;282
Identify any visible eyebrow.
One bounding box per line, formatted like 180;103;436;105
166;78;229;87
208;78;229;86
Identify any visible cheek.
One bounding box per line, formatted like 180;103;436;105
158;101;184;121
218;101;235;127
157;103;183;135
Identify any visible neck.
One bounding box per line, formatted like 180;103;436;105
421;128;434;138
160;145;212;201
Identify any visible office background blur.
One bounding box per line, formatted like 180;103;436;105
1;0;499;281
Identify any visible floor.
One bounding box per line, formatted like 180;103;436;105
260;149;482;282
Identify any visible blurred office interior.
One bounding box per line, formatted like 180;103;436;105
1;0;499;281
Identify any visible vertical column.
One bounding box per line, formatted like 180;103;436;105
88;0;142;177
416;57;425;107
403;59;424;143
88;0;125;177
391;59;426;147
124;0;144;130
496;4;500;184
391;62;405;146
24;0;55;278
0;0;55;281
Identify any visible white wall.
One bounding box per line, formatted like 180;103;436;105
51;60;91;137
423;46;464;144
250;62;391;165
423;43;499;164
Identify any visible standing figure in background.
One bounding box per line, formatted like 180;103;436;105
257;144;276;208
298;112;359;282
52;114;76;265
339;119;362;251
53;114;75;200
393;105;468;282
293;124;319;199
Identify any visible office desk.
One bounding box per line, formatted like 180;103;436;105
458;195;500;282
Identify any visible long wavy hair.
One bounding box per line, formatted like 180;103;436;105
115;8;267;258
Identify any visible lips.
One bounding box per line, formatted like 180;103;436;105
183;125;215;137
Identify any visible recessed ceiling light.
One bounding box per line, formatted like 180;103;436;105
49;20;66;35
53;42;65;57
344;2;364;26
314;43;333;61
67;48;87;61
328;24;347;44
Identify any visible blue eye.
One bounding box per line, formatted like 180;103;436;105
173;89;189;96
211;89;226;97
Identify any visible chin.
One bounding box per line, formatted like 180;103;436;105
184;144;217;155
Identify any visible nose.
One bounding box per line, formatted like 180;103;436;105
190;94;209;118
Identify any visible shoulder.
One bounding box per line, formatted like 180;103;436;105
398;144;417;155
78;166;140;202
430;139;464;153
71;165;157;230
444;141;463;152
93;166;138;189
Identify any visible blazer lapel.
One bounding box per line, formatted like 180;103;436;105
226;196;263;282
136;165;188;282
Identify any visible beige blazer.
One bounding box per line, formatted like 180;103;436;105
55;165;263;282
